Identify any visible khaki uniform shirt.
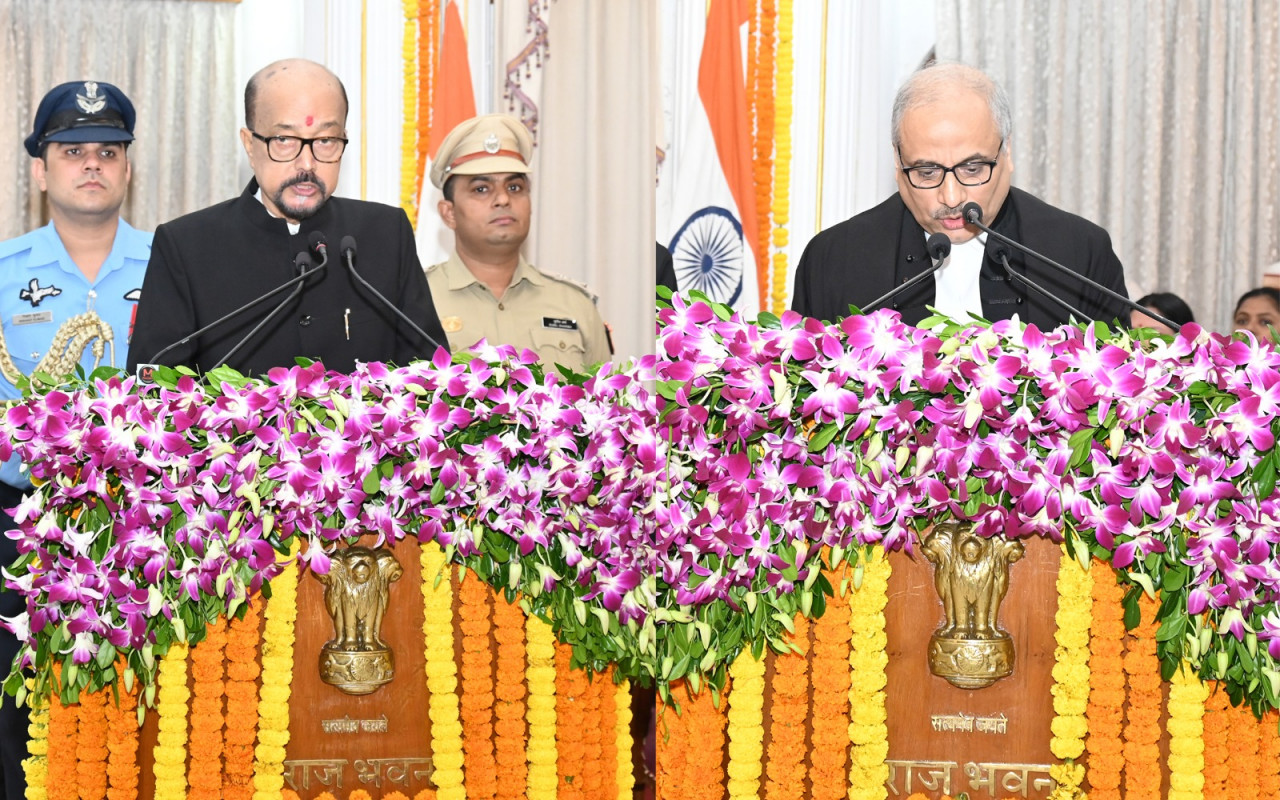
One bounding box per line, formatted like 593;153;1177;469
426;253;611;372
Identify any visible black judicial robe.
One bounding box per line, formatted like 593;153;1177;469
790;187;1130;329
129;179;450;376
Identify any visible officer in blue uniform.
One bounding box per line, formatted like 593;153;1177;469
0;80;150;798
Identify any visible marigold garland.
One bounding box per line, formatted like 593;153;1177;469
45;665;77;800
847;550;890;800
25;679;50;800
524;612;558;800
421;547;465;800
675;679;728;800
655;692;683;800
1046;547;1091;799
749;0;776;309
416;0;439;200
458;577;497;800
491;592;528;799
1166;660;1209;800
224;598;263;800
554;641;588;800
1200;686;1231;796
1227;695;1262;799
1085;567;1126;800
188;620;228;800
73;685;108;800
765;614;809;800
400;0;420;224
725;649;766;800
578;666;605;798
104;661;140;800
1258;710;1280;796
1121;593;1162;798
252;544;299;800
810;565;852;800
153;641;191;799
610;675;633;800
768;0;794;316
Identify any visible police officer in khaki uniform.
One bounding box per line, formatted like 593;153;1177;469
427;114;611;372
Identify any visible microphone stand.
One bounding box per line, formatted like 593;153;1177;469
862;232;954;314
961;203;1178;332
340;240;448;354
213;248;326;368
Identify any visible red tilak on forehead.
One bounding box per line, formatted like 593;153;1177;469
305;115;314;126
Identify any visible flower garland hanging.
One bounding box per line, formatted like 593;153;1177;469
554;640;587;800
847;550;890;800
458;576;497;800
725;649;765;800
1228;697;1262;798
681;679;728;799
1166;660;1209;800
1047;547;1091;799
765;615;809;800
1086;569;1126;799
525;613;559;800
810;565;852;800
188;619;228;800
655;693;682;800
491;593;528;800
153;641;190;799
223;598;263;800
253;544;299;800
24;681;50;800
400;0;420;225
1259;710;1280;796
1200;686;1230;796
416;0;439;201
44;666;76;799
577;665;604;798
751;0;776;308
768;0;794;316
609;674;632;800
73;685;108;800
104;661;140;800
420;546;465;800
1122;593;1162;798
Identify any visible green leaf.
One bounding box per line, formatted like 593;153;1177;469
1122;585;1142;631
808;422;840;453
1067;428;1097;469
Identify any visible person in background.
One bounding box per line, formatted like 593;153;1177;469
0;79;150;800
1233;287;1280;345
1130;291;1194;336
426;114;611;372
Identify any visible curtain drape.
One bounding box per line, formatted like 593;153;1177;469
936;0;1280;332
0;0;240;240
511;0;658;361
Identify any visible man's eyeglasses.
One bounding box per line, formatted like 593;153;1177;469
251;132;348;163
898;141;1002;189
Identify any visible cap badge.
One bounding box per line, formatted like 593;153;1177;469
76;82;106;115
482;134;501;154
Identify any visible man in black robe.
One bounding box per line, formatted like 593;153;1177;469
791;63;1128;329
129;59;448;376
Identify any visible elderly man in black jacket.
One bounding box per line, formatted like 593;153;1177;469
130;59;449;376
791;63;1128;329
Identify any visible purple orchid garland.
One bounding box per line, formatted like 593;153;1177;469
3;298;1280;715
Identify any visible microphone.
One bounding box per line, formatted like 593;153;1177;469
137;246;327;379
339;236;448;354
960;203;1177;331
861;232;953;314
308;230;329;266
212;247;324;368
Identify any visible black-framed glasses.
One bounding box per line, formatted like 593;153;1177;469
898;141;1002;189
251;132;348;163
